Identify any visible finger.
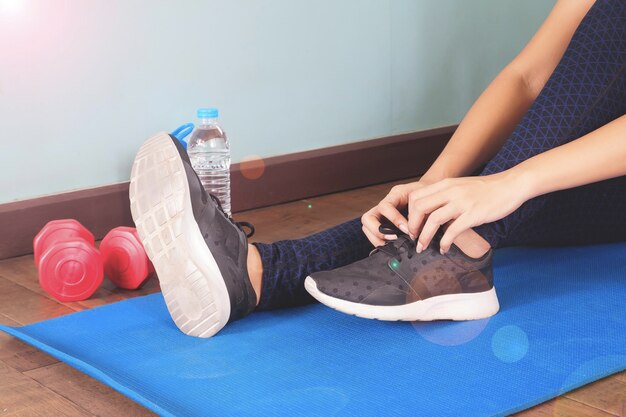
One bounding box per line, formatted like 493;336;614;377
416;205;458;252
385;185;411;207
361;209;387;242
407;193;447;239
377;200;409;233
362;225;385;247
439;216;472;254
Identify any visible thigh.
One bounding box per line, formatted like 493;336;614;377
502;175;626;247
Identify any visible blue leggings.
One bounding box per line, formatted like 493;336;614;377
255;0;626;310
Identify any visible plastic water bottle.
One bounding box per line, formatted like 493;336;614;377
187;108;232;215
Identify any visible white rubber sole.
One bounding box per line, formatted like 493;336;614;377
129;132;230;338
304;276;500;321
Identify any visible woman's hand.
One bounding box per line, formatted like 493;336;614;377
407;171;528;253
361;180;434;246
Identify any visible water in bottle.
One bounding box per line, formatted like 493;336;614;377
186;108;232;215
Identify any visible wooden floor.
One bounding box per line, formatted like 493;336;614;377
0;178;624;417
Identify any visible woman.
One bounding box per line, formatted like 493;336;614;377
130;0;626;337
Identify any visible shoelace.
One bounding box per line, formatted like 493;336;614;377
209;193;255;238
375;222;416;260
374;219;445;262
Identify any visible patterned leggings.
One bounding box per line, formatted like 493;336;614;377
255;0;626;310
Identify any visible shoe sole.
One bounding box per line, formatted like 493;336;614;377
304;276;499;321
130;132;230;338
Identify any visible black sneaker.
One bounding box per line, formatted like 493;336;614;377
129;133;256;337
304;225;499;321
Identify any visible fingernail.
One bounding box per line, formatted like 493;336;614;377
384;234;398;240
416;242;423;253
398;223;409;234
440;248;445;255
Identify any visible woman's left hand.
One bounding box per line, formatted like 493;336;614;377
407;171;529;253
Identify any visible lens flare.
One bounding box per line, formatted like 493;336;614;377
390;259;400;270
412;318;490;346
240;155;265;180
0;0;25;16
491;325;529;363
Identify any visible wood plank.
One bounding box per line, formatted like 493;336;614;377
0;313;59;373
0;256;86;312
0;313;20;327
25;362;155;417
513;396;615;417
0;253;160;313
296;176;418;227
565;375;626;416
0;360;92;416
236;199;332;243
235;177;409;245
0;275;75;325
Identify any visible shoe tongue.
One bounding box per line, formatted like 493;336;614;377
390;228;445;254
379;220;444;245
392;234;413;249
372;234;414;259
376;220;448;255
432;227;445;247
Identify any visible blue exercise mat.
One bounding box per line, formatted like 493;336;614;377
2;244;626;416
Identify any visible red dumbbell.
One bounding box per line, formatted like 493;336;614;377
33;219;104;302
100;227;154;290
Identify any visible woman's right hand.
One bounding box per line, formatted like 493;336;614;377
361;180;433;246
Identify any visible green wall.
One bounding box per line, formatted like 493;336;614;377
0;0;553;203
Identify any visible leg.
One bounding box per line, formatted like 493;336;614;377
252;217;373;310
298;1;626;322
131;133;373;336
504;176;626;247
131;134;259;338
474;0;626;248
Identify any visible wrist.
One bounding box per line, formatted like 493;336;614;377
422;156;480;184
498;165;539;202
420;167;453;185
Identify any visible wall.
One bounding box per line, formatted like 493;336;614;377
0;0;553;203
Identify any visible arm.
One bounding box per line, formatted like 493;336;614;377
362;0;595;246
410;114;626;252
422;0;595;183
511;114;626;199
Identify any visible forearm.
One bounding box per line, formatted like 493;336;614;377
422;66;536;183
509;114;626;200
421;0;594;185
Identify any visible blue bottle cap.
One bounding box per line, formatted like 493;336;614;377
197;108;219;118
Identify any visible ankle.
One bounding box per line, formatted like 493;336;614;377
247;244;263;306
450;229;491;259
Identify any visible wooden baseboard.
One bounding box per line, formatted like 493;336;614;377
0;125;455;259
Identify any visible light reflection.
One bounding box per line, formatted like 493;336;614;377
491;325;528;363
0;0;25;17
